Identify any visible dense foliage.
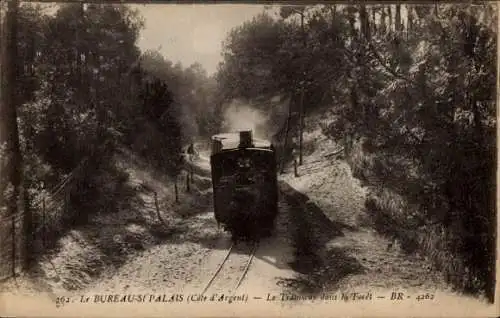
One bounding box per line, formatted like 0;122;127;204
216;3;497;302
1;2;219;266
2;2;496;301
11;2;220;192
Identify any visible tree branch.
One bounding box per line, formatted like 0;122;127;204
366;40;416;85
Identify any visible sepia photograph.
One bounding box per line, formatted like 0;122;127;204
0;1;498;317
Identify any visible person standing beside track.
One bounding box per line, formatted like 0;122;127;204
187;142;195;162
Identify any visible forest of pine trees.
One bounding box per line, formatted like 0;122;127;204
0;2;221;274
216;3;497;302
0;2;496;302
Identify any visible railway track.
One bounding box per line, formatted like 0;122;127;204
201;242;258;296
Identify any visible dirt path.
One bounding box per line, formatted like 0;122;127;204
0;141;472;313
81;189;299;297
280;155;452;295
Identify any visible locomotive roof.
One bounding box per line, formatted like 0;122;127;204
211;133;271;150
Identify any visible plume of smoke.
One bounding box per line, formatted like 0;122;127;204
223;100;268;139
222;97;290;141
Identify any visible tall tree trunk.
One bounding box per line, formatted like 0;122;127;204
76;2;84;90
394;3;407;72
329;5;336;22
371;6;376;34
359;4;370;125
433;3;439;17
407;5;414;37
298;10;306;166
280;96;293;174
388;6;393;33
345;5;359;152
29;28;36;78
347;6;357;39
359;4;371;41
0;0;23;273
380;6;387;34
395;3;402;35
298;86;304;165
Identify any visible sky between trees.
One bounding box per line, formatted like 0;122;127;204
131;4;272;75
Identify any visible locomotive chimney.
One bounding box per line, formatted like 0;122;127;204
239;130;254;148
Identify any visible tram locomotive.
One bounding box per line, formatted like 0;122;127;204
210;130;278;241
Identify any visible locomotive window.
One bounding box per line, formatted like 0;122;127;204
211;149;276;186
237;157;252;168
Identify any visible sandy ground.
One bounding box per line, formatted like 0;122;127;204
280;132;451;294
80;162;300;297
0;148;298;299
1;135;491;316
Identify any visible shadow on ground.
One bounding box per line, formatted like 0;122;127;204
167;178;366;296
277;181;365;295
27;156;215;292
26;150;362;295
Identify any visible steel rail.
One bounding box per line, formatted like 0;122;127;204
232;242;258;293
201;243;234;295
201;241;258;296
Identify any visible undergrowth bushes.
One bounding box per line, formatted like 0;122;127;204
69;154;131;225
347;138;495;302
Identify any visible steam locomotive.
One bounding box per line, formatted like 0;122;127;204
210;130;278;242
